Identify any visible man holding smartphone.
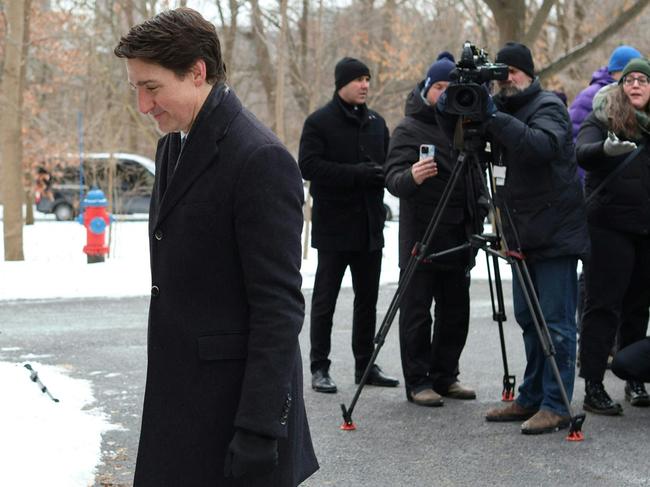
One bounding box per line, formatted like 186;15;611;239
384;52;479;406
299;57;398;393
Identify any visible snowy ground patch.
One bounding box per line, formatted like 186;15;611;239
0;361;116;487
0;217;511;301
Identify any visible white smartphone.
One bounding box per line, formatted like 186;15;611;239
419;144;435;161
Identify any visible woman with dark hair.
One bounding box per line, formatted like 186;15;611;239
577;58;650;415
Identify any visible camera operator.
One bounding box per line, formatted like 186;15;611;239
438;42;589;434
384;52;480;407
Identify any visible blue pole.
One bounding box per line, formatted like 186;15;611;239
78;111;85;202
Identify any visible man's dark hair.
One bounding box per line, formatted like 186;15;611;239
114;7;226;84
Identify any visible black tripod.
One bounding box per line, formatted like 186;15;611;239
340;124;586;441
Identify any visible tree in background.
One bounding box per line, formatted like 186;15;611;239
1;0;31;260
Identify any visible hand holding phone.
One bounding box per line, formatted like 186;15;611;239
412;144;437;185
419;144;435;161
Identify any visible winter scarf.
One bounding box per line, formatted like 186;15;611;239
592;83;650;141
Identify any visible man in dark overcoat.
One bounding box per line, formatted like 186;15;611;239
114;8;318;486
298;57;398;393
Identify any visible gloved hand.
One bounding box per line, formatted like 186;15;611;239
353;162;385;188
482;85;497;117
224;429;278;479
603;131;637;156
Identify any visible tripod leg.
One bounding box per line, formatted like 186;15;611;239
340;152;470;430
486;252;516;401
510;257;586;440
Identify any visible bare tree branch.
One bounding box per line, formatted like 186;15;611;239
523;0;555;46
538;0;650;80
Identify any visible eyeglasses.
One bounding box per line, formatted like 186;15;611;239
623;75;650;87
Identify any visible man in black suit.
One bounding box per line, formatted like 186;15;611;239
114;8;318;486
299;57;399;393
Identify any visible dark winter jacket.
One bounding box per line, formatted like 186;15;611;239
134;84;318;487
299;94;389;251
485;79;589;262
569;67;615;142
576;95;650;235
385;81;481;269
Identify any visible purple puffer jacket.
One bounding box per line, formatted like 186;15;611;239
569;66;614;142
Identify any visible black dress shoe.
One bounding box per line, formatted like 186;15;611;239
355;364;399;387
625;381;650;407
312;369;337;393
583;380;622;415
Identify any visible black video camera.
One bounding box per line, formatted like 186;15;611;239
444;42;508;121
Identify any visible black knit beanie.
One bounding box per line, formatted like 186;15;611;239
496;42;535;79
335;57;371;90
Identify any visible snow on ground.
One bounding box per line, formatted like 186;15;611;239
0;361;115;487
0;216;510;302
0;213;512;487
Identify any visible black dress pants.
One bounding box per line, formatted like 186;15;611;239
398;266;470;395
611;337;650;382
309;249;382;374
580;225;650;381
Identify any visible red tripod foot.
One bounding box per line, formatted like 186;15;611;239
566;413;586;441
501;375;516;402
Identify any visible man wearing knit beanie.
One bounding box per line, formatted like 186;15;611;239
474;41;589;435
298;57;399;394
422;52;456;99
384;50;479;407
494;41;535;97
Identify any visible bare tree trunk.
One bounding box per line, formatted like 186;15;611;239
275;0;288;141
249;0;276;123
0;0;31;260
215;0;240;75
483;0;527;45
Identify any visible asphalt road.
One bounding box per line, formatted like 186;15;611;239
1;280;649;487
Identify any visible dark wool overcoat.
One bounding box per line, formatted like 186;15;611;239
298;94;388;251
133;84;318;487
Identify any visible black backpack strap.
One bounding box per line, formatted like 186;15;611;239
585;144;644;205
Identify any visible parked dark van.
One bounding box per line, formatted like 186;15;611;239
35;153;155;221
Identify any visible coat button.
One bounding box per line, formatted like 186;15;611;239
154;229;163;240
151;285;160;297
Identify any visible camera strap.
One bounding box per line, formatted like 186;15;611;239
585;144;644;205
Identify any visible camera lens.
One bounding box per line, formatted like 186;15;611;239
455;87;477;108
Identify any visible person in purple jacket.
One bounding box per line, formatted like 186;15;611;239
569;45;642;143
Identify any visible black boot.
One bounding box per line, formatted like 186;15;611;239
583;380;623;415
625;381;650;407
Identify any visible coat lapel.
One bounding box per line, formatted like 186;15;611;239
154;84;242;227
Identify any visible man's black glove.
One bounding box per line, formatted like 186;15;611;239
224;429;278;479
352;162;385;188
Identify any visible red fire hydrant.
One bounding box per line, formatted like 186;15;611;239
77;187;112;263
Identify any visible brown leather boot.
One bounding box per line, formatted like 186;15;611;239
520;410;570;435
409;388;444;407
485;402;537;422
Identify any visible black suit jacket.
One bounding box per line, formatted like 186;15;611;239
134;84;318;487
